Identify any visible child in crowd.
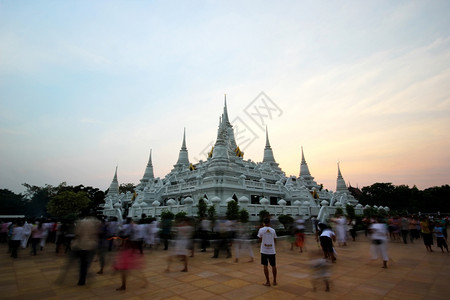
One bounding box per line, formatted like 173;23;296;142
309;249;331;292
434;222;449;253
113;239;146;291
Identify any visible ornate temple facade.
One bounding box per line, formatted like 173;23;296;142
102;101;364;222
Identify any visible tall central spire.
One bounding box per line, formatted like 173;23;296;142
108;166;120;195
298;147;320;190
336;162;348;193
263;126;276;163
181;127;187;150
223;94;230;125
299;146;312;178
174;128;190;169
142;149;154;181
211;98;232;163
222;95;238;155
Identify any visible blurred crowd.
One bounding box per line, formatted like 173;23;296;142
0;214;258;289
1;212;448;292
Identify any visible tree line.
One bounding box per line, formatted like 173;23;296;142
0;182;133;220
1;182;449;220
356;183;450;215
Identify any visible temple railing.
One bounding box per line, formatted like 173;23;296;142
105;203;364;221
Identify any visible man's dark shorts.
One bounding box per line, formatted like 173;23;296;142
260;253;276;266
319;236;333;253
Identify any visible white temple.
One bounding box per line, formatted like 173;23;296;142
102;100;363;222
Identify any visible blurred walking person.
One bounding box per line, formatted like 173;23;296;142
200;217;211;252
10;220;24;258
434;222;449;253
113;238;146;290
400;215;409;244
294;217;306;252
96;218;108;274
30;221;45;256
212;219;232;259
334;214;347;247
234;221;254;263
348;217;357;242
369;218;389;268
409;216;419;243
166;218;193;272
73;216;100;285
21;219;32;249
56;216;100;286
420;217;434;252
309;250;331;292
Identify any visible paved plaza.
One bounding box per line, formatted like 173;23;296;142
1;234;449;299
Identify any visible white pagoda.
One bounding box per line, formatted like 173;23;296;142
102;100;362;222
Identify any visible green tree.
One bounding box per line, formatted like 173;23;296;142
378;208;388;219
345;204;356;220
47;190;91;220
175;211;188;222
207;205;216;222
360;183;401;212
363;206;378;218
22;183;57;218
160;209;174;220
119;183;136;194
226;200;239;220
335;207;344;216
394;185;418;212
361;183;396;208
197;198;208;219
239;209;249;223
91;189;105;216
258;209;270;224
52;182;105;216
278;214;294;230
73;185;105;215
0;189;26;215
420;185;450;213
358;182;450;213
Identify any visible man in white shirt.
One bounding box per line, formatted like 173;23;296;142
257;218;277;286
369;219;389;268
11;220;24;258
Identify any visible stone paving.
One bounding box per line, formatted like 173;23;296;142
1;234;449;300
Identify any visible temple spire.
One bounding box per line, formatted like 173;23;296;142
301;146;306;164
266;126;271;148
211;99;231;163
220;97;238;155
299;146;312;177
298;146;320;190
174;128;190;169
181;127;187;150
142;149;154;180
336;161;348;193
223;94;230;125
263;126;276;163
108;166;119;195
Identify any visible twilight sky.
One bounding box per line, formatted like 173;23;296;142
1;0;449;194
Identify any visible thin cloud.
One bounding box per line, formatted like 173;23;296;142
79;118;104;124
0;128;26;135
